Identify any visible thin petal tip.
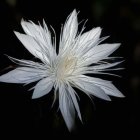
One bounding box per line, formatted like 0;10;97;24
31;96;36;99
118;93;125;98
21;18;25;24
70;9;77;17
32;94;39;99
14;31;20;36
114;43;121;48
73;9;77;13
106;97;112;101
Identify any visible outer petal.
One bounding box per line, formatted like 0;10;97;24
21;20;40;37
76;27;101;55
100;84;124;97
79;27;101;47
59;83;75;131
59;9;78;52
32;77;54;99
81;43;121;65
75;75;124;98
90;61;124;70
0;67;44;84
72;77;111;101
67;84;82;121
14;31;49;63
21;20;52;48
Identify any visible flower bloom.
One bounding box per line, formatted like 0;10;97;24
0;10;124;131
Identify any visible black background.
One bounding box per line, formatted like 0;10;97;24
0;0;140;139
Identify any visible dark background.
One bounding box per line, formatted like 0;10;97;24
0;0;140;139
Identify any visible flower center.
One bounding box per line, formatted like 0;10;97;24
56;56;78;81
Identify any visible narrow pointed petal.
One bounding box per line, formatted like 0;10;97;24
7;55;47;70
72;77;111;101
0;67;44;84
76;75;124;98
82;43;121;65
67;84;82;121
60;9;78;52
59;83;75;131
73;27;102;57
14;31;49;63
21;19;40;37
63;9;78;40
43;20;53;47
32;77;54;99
94;43;121;58
79;27;101;47
91;61;124;70
100;83;124;97
21;20;52;48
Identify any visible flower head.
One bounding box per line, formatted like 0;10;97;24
0;10;124;131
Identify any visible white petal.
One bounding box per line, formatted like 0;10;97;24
14;31;49;63
91;61;124;70
82;43;121;65
79;27;101;48
21;20;41;37
59;83;75;131
21;20;52;48
73;27;102;58
75;75;124;97
43;20;53;47
60;9;78;52
72;77;111;101
0;67;44;83
100;83;124;97
32;77;54;99
7;55;48;70
67;84;82;121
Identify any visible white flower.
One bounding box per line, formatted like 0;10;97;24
0;9;124;131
